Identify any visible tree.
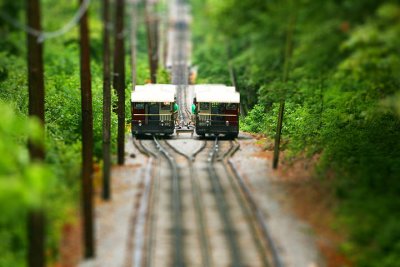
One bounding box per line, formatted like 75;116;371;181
145;0;159;83
78;0;95;258
113;0;126;165
102;0;111;200
26;0;46;266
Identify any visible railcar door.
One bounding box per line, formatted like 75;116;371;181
148;102;159;126
225;103;239;126
160;102;172;124
211;102;225;126
132;102;145;124
198;102;211;124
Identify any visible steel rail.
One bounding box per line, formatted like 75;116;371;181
152;136;185;267
227;140;284;267
216;139;237;161
128;137;159;267
190;140;207;161
165;140;212;267
218;140;271;266
184;106;192;123
135;138;160;267
132;157;153;267
207;137;243;267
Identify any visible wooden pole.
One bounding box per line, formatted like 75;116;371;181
113;0;126;165
26;1;46;266
79;0;95;257
145;6;153;82
272;11;296;169
27;210;45;267
145;0;158;83
27;0;45;160
152;14;159;80
102;0;112;200
130;0;138;89
273;101;285;169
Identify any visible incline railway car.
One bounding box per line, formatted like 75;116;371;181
131;84;177;136
193;85;240;138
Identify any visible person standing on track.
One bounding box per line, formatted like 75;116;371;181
191;102;196;125
174;102;180;126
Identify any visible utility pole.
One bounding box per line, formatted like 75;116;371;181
273;13;296;169
130;0;138;89
79;0;95;258
26;1;45;266
102;0;111;200
145;0;159;83
113;0;125;165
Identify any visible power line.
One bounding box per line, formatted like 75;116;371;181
0;0;91;43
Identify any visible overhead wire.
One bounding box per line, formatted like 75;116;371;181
0;0;91;43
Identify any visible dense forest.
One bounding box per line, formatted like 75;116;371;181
191;0;400;266
0;1;155;266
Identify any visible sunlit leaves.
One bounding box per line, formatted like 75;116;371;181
0;103;54;211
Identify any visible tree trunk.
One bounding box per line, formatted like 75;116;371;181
130;0;138;88
26;1;46;266
102;0;112;200
79;0;95;258
145;0;158;83
272;12;296;169
113;0;126;165
27;0;45;160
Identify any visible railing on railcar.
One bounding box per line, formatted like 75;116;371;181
197;113;238;126
132;114;175;125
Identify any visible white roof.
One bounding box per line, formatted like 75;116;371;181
194;84;239;103
135;84;177;94
193;84;236;95
131;84;175;102
197;90;240;103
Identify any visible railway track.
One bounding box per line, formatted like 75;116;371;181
137;136;185;267
152;136;184;267
227;150;284;267
128;0;284;264
164;140;211;267
131;135;284;267
206;137;243;266
218;139;283;267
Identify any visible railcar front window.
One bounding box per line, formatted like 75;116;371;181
226;103;237;110
211;103;225;113
161;102;171;110
200;103;209;110
135;103;144;109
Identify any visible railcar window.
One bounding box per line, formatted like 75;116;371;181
161;102;171;110
134;103;144;109
211;103;225;114
226;103;237;110
200;103;209;110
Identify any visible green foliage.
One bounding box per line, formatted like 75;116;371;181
0;102;56;267
192;0;400;265
157;67;171;84
0;0;148;265
240;104;269;133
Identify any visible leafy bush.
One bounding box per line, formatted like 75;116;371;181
0;102;55;267
240;104;268;133
192;0;400;265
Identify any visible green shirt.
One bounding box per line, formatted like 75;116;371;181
174;103;179;112
191;103;196;114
